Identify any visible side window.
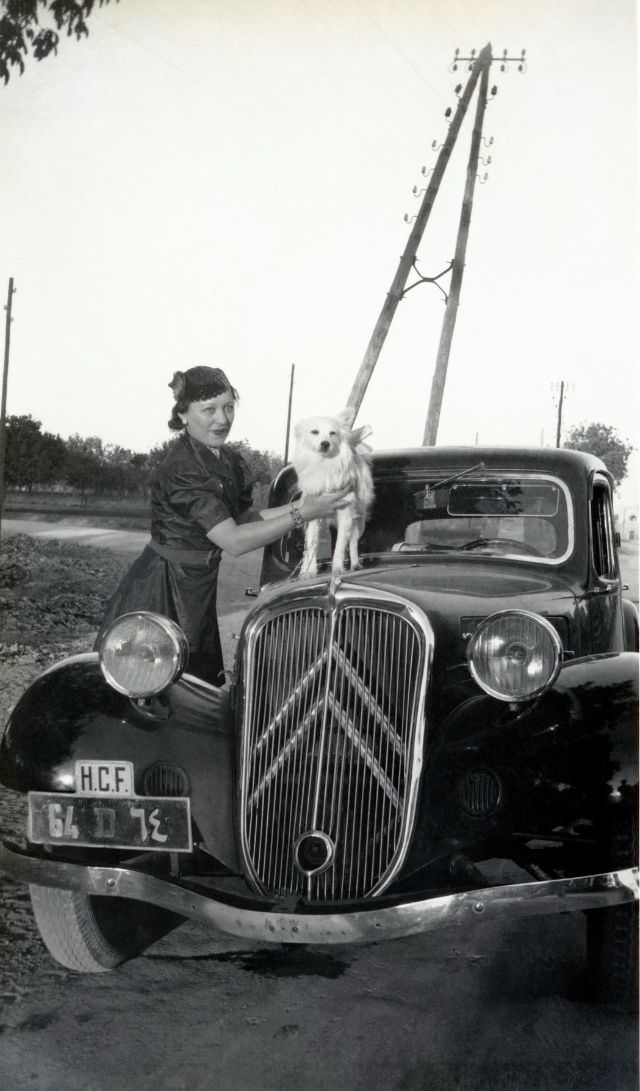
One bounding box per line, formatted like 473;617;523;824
591;479;617;580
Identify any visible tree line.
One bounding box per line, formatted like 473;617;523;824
3;414;283;499
3;412;634;499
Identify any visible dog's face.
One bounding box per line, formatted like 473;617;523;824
294;416;348;460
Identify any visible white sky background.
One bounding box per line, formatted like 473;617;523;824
2;0;638;503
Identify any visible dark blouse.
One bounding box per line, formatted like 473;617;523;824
97;433;254;686
151;433;254;556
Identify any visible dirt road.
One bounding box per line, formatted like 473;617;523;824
0;908;636;1091
1;519;263;663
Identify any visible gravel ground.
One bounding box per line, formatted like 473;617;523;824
0;534;130;995
0;532;129;737
0;532;259;997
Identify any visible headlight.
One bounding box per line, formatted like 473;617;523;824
467;610;562;702
98;612;188;697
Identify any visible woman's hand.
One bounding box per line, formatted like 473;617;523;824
298;486;354;522
207;487;355;558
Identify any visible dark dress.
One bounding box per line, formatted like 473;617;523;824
97;433;254;685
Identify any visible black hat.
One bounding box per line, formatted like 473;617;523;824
169;367;233;402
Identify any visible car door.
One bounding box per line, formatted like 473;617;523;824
588;471;625;652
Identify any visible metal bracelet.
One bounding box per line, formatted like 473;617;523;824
289;503;306;530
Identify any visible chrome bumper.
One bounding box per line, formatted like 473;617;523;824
1;841;637;946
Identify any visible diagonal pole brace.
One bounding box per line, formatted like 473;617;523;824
402;261;453;303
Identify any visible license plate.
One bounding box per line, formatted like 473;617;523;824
75;761;134;795
28;793;192;853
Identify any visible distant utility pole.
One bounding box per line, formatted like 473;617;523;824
554;380;565;447
283;362;295;463
346;43;492;420
0;277;15;539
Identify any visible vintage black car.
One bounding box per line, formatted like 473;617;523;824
0;446;638;1005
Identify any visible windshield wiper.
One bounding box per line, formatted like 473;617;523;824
423;461;485;503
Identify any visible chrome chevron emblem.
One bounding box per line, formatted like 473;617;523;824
247;640;402;814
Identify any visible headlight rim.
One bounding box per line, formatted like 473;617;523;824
467;608;562;703
98;610;189;698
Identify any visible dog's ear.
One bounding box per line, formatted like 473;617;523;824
349;424;373;447
293;420;304;440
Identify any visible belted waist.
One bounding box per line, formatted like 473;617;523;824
148;539;218;568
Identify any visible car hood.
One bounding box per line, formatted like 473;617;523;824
342;559;579;688
342;558;577;612
252;559;579;721
258;559;578;639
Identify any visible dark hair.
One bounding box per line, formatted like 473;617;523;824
167;367;239;431
168;388;239;431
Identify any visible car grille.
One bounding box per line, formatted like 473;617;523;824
239;590;431;902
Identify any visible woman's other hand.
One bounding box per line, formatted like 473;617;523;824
207;487;355;558
299;487;354;521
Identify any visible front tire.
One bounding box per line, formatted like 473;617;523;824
586;808;638;1010
29;885;182;973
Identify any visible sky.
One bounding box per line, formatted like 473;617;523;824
1;0;638;503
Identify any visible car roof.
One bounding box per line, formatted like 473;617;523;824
271;446;610;499
368;446;608;478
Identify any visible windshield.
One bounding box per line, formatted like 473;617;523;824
359;474;572;564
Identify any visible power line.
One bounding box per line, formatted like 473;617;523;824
353;1;448;107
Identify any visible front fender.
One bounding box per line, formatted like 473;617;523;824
439;649;637;759
430;651;637;821
0;654;238;869
404;652;639;873
517;651;638;798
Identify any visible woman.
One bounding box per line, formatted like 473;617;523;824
97;366;350;685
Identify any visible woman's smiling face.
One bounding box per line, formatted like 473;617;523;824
179;391;236;449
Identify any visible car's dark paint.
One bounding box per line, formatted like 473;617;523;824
0;445;636;958
261;446;627;657
0;655;238;869
5;650;632;888
402;652;639;877
253;558;587;710
247;446;637;888
319;560;580;665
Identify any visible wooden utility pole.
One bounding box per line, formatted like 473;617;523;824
423;54;491;445
347;43;492;420
0;277;15;539
283;362;295;463
555;380;565;447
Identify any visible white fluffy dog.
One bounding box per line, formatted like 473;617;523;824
293;409;374;577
